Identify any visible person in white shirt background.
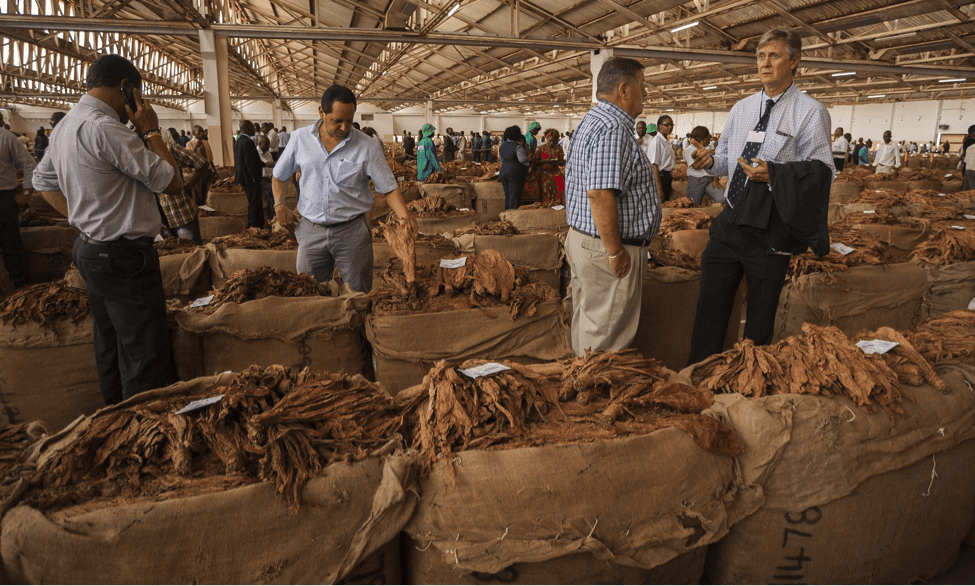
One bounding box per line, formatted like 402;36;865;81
872;130;901;177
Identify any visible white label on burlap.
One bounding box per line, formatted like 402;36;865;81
176;394;225;415
951;226;966;230
965;215;975;220
938;193;947;197
460;363;511;378
459;208;470;211
863;210;876;214
945;174;954;178
968;297;975;310
191;295;215;308
856;339;899;354
198;205;216;212
440;258;468;269
552;205;566;210
831;242;855;256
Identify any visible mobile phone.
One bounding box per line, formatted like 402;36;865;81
122;80;139;111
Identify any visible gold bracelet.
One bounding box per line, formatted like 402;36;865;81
607;250;625;260
142;131;162;140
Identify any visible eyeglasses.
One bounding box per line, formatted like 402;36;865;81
659;122;674;127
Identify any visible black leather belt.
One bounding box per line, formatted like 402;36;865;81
80;234;154;246
305;213;364;228
571;227;648;248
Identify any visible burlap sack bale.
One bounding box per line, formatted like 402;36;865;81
0;317;101;432
417;212;478;236
366;299;571;395
199;215;246;240
205;245;298;289
661;203;724;218
173;288;369;380
829;181;861;204
19;225;78;284
419;183;475;210
921;260;975;318
452;233;563;292
473;182;505;222
906;156;923;169
849;220;932;263
671;180;688;199
663;229;710;259
407;539;706;584
406;427;740;581
942;180;963;194
632;268;744;371
205;185;248;217
698;363;975;583
0;375;418;584
866;179;909;193
499;207;568;234
908;179;943;192
62;248;210;300
25;194;64;221
340;538;402;585
828;202;874;224
774;262;928;341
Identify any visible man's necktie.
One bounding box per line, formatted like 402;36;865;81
726;98;776;207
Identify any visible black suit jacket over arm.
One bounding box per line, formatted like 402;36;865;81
719;160;832;256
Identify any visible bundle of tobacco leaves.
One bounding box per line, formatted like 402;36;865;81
380;213;418;283
690;324;911;425
1;422;46;514
396;351;744;479
914;207;975;222
662;197;697;208
787;226;888;281
453;219;520;236
671;165;688;181
831;210;903;227
659;209;714;233
852;188;929;207
154;238;201;256
907;310;975;365
515;202;563;211
897;168;954;181
21;365;400;513
470;162;502;181
911;228;975;266
370;251;557;319
18;208;57;227
833;172;865;185
0;280;89;329
408;195;457;218
208;227;298;250
208;178;243;193
445;161;497;180
197;267;331;310
648;249;701;270
372;227;457;251
844;166;875;180
854;327;947;390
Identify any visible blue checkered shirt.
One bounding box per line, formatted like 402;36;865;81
565;100;661;241
712;83;832;199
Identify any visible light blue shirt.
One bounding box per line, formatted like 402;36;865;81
32;94;173;241
712;83;832;199
272;122;397;225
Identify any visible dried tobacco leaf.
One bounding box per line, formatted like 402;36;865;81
661;197;697;209
0;280;90;329
648;249;701;270
787;226;888;281
380;213;418;283
660;210;715;233
155;238;201;257
453;220;520;236
208;228;298;251
691;324;910;425
22;366;399;513
195;267;332;311
907;310;975;365
911;228;975;267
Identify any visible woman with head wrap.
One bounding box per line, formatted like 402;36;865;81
499;125;531;210
416;123;442;181
532;128;566;205
525;121;541;153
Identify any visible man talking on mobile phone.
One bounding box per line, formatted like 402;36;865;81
33;54;183;405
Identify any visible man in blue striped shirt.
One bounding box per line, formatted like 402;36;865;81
688;29;833;363
564;57;661;356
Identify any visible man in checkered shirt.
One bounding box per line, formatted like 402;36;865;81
564;56;661;356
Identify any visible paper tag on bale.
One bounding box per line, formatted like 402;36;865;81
951;225;966;230
552;205;566;210
965;215;975;220
440;258;468;269
968;297;975;310
176;394;225;415
856;339;899;354
863;210;876;214
831;242;855;256
191;295;215;308
460;363;511;378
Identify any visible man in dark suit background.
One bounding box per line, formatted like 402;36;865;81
234;119;265;228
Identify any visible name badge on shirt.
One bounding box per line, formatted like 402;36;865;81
747;130;766;143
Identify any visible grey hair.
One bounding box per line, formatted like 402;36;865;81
757;29;803;75
595;57;645;97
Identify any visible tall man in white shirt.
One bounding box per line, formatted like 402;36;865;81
0;112;37;289
872;131;901;176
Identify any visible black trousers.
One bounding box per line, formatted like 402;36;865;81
659;169;673;201
242;181;265;228
833;157;845;171
0;189;28;288
72;235;176;405
688;219;791;365
500;166;528;210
